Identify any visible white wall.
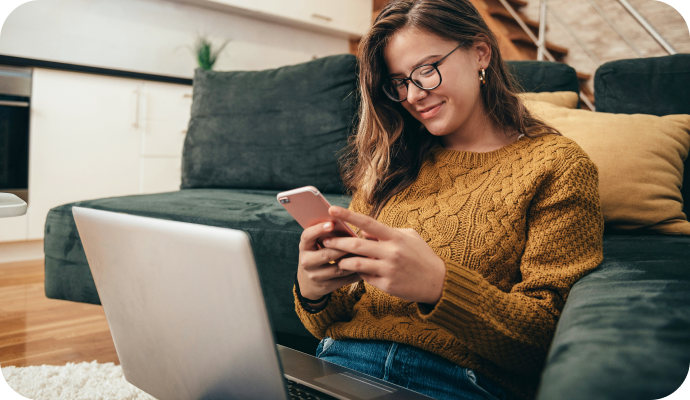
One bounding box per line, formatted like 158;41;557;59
0;0;350;78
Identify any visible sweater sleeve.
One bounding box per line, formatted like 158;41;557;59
294;191;369;339
417;156;605;377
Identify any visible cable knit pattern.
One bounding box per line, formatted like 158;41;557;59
294;134;604;400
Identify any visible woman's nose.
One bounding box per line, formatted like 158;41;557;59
406;83;428;104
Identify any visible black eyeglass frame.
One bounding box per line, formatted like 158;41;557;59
383;41;466;103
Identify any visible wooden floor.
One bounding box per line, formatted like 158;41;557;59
0;259;119;368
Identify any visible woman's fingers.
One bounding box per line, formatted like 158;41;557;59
356;271;383;288
307;263;358;282
397;228;419;238
329;206;396;241
336;255;384;276
302;247;349;269
360;230;379;241
299;221;335;251
323;273;362;293
301;265;361;298
322;236;386;259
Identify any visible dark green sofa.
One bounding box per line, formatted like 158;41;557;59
44;54;690;400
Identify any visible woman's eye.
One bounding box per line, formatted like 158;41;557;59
419;67;436;77
392;80;405;88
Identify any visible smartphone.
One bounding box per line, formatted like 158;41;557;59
277;186;358;242
278;186;362;293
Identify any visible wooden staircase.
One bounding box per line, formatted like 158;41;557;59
362;0;594;109
474;0;594;109
485;2;569;61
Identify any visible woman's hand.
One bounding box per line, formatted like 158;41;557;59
322;206;446;305
297;220;361;303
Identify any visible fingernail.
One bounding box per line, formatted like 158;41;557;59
323;239;331;246
323;222;332;230
330;207;339;215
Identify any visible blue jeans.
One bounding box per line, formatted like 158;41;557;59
316;338;517;400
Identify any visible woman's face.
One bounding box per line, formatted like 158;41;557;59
383;28;490;138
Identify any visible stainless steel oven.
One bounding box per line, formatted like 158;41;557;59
0;65;31;203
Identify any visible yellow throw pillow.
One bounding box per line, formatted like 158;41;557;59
524;100;690;235
518;91;580;109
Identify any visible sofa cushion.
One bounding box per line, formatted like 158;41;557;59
181;54;358;194
506;60;581;95
518;91;579;109
536;233;690;400
594;54;690;210
524;100;690;235
594;54;690;117
44;189;352;339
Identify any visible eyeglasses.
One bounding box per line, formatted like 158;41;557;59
382;42;465;103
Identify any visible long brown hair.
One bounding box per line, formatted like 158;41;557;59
340;0;561;219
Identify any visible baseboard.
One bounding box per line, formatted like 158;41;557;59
0;240;44;264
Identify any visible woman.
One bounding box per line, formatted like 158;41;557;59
293;1;604;399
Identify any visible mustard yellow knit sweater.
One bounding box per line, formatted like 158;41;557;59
294;134;605;400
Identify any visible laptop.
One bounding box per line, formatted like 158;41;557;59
72;207;433;400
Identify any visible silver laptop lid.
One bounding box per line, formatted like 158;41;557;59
72;207;289;400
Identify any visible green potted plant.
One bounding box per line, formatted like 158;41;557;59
192;35;230;71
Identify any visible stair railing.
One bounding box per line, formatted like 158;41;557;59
587;0;642;57
543;1;602;66
497;0;596;111
499;0;679;111
537;0;547;61
617;0;677;55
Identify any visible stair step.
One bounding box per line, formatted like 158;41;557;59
576;71;592;81
506;0;529;8
506;32;569;56
487;5;541;31
489;10;541;37
484;0;529;11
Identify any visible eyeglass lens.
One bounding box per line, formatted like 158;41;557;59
384;65;441;102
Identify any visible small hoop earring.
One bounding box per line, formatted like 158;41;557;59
479;68;487;85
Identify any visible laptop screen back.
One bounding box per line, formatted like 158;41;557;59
72;207;288;400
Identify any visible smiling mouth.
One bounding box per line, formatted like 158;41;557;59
418;103;444;119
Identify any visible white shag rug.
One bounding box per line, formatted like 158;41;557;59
1;361;157;400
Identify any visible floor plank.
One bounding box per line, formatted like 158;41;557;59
0;259;119;367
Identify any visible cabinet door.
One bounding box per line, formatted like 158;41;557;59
141;157;182;194
0;213;27;242
28;68;143;239
141;81;192;157
310;0;373;35
202;0;372;36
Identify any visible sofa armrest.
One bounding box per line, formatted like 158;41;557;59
536;233;690;400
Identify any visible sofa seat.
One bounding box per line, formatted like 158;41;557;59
46;190;690;399
44;188;351;339
538;233;690;400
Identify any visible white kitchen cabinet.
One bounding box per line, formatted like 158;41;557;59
310;0;373;36
171;0;373;37
141;81;192;157
141;157;183;194
139;81;191;194
22;68;192;241
0;213;28;242
28;69;144;239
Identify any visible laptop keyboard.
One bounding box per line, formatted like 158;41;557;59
286;379;339;400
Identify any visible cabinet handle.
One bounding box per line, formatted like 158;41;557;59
311;13;333;22
133;88;141;128
183;93;192;98
181;129;187;134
